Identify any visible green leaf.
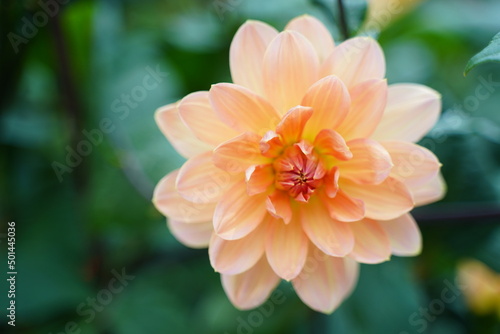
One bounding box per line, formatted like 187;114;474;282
464;32;500;75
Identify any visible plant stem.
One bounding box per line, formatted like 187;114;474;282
336;0;350;40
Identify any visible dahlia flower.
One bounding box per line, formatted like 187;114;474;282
153;15;445;313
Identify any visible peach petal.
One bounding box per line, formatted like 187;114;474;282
209;222;267;275
155;103;212;158
210;83;281;134
266;190;293;224
323;167;340;198
336;79;388;140
230;20;278;96
260;131;284;158
337;138;393;185
221;256;280;310
321;189;365;222
300;197;355;256
153;170;216;223
302;76;351;139
340;177;414;220
348;219;391;264
320;37;385;88
213;132;270;173
263;30;320;114
371;84;441;143
285;15;335;63
266;216;308;280
178;91;239;146
411;172;446;206
379;213;422;256
167;220;213;249
313;129;352;161
276;106;313;145
246;164;275;196
213;180;268;240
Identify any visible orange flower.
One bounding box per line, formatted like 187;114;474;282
153;15;445;313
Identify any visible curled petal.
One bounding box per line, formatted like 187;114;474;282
379;213;422;256
323;167;340;198
321;189;365;222
348;219;391;264
246;164;275;196
276;106;313;145
266;190;293;224
222;256;280;310
313;129;352;161
167;220;213;249
260;131;284;158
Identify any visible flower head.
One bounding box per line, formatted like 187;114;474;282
153;15;445;313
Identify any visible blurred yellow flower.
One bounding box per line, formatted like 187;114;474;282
364;0;426;31
153;15;444;313
458;259;500;318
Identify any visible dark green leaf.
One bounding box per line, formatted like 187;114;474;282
464;32;500;75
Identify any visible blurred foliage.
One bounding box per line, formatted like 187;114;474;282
0;0;499;333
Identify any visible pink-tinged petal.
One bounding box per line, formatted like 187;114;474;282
178;91;239;146
276;106;313;145
320;189;365;222
213;132;270;173
153;170;216;223
336;79;388;140
210;83;281;134
222;256;280;310
348;219;391;264
230;20;278;96
340;177;414;220
323;167;340;198
266;190;293;224
381;141;441;188
302;76;351;139
246;164;275;196
260;131;284;158
263;30;320;114
292;246;359;313
266;216;308;280
314;129;352;161
176;152;233;204
167;220;213;249
337;138;392;185
371;84;441;142
379;213;422;256
285;15;335;63
209;222;267;275
300;197;355;256
155;103;212;158
213;180;268;240
320;37;385;88
411;172;446;206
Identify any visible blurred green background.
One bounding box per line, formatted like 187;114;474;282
1;0;500;333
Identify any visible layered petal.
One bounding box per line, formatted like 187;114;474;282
167;220;213;249
153;170;216;223
222;256;280;310
371;84;441;142
348;219;391;264
266;216;308;280
213;180;268;240
411;172;446;206
263;30;320;113
246;164;275;196
379;213;422;256
321;37;385;88
210;83;281;134
230;20;278;96
178;91;239;146
313;129;352;161
276;106;313;145
155;103;212;158
336;79;388;140
320;189;365;222
285;15;334;63
266;190;293;224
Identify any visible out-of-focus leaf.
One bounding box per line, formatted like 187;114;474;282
465;32;500;75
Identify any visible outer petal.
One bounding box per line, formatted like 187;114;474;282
213;180;268;240
276;106;313;145
230;20;278;96
320;190;365;222
411;172;446;206
336;79;388;140
292;247;359;313
209;222;267;275
176;152;233;203
371;84;441;142
379;213;422;256
167;220;213;249
302;76;351;139
337;138;393;185
381;141;441;188
340;177;414;220
210;83;281;135
153;170;216;223
222;256;280;310
263;30;320;114
300;197;355;256
348;219;391;264
178;91;239;146
266;216;308;280
155;103;212;158
320;37;385;88
285;15;335;63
